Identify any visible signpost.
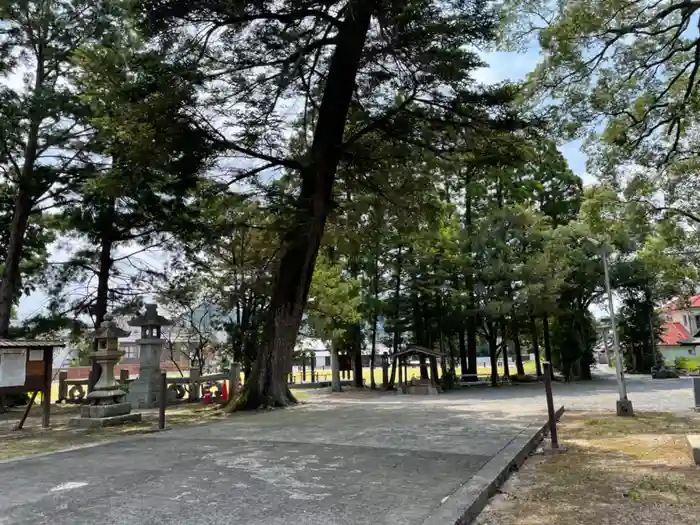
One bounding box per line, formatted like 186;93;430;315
0;340;63;429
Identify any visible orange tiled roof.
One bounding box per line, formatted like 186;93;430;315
660;322;691;345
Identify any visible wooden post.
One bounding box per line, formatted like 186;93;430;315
310;353;316;383
119;368;129;386
85;370;93;403
14;391;39;431
159;372;167;430
42;348;53;429
57;370;68;403
543;362;559;448
302;354;307;382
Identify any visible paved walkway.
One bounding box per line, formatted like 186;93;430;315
313;367;696;414
1;400;541;524
0;370;694;525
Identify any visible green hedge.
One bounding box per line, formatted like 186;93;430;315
674;357;700;371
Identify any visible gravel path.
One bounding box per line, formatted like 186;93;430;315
307;366;697;415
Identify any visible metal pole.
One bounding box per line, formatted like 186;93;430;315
543;362;558;448
601;327;611;366
159;372;167;430
601;247;628;400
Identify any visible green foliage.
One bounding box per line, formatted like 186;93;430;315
617;295;663;374
675;357;700;372
500;0;700;165
0;0;123;333
0;184;54;301
13;0;694;407
550;308;597;380
35;19;218;327
499;0;700;261
306;255;362;344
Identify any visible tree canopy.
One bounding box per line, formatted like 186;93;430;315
1;0;695;410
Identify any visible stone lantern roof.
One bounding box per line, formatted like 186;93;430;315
90;314;130;340
128;304;172;328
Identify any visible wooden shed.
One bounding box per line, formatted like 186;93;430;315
0;340;65;428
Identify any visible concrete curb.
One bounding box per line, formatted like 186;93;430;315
421;406;566;525
688;434;700;465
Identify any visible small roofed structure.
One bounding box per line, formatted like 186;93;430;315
389;344;446;395
0;339;65;428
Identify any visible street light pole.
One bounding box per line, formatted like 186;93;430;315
601;245;634;416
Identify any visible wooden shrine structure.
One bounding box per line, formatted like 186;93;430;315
0;340;64;429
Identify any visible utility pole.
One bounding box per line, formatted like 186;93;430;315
601;245;634;416
600;326;611;366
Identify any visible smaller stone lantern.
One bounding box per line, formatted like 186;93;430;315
126;304;172;409
72;315;142;428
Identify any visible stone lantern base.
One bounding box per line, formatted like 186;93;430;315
71;403;142;428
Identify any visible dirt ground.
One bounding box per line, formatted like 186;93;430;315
476;411;700;525
0;389;315;461
0;403;226;461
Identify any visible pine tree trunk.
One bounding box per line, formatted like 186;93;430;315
463;169;477;376
467;311;477;376
0;191;31;337
530;315;543;377
353;327;363;387
388;355;397;389
513;316;525;376
387;246;403;390
88;201;115;392
500;318;510;378
543;314;553;378
419;354;429;379
370;310;378;389
487;320;498;387
458;324;467;375
233;1;373;410
0;46;45;338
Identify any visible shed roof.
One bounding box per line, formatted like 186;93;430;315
659;321;700;346
389;344;446;359
0;339;65;348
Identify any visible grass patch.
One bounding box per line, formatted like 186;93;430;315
476;411;700;525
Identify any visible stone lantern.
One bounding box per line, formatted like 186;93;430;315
126;304;172;409
87;314;131;404
72;315;142;428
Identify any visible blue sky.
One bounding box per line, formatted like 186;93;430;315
475;49;591;182
15;48;592;320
